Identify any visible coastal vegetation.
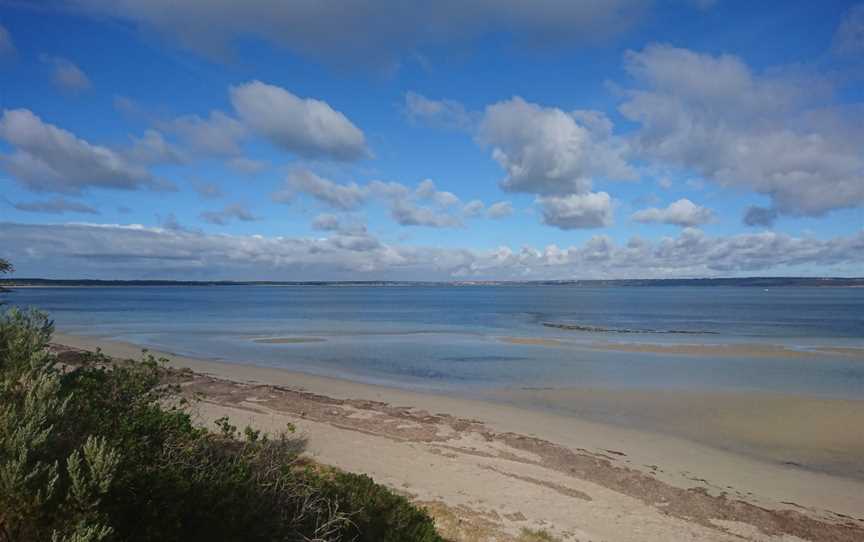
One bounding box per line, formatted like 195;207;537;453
0;305;442;542
0;259;11;293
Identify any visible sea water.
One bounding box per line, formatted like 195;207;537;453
4;285;863;399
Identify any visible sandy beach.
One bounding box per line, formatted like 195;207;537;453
52;332;864;542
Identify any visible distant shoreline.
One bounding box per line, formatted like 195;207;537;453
3;276;864;288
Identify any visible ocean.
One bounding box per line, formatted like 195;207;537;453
4;285;863;400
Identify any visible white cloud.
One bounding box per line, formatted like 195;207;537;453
478;97;636;196
273;168;368;210
311;213;369;236
125;129;185;165
415;178;461;207
3;222;862;280
538;192;613;229
165;110;246;157
276;171;504;229
370;178;468;228
11;197;99;215
230;81;369;161
404;92;474;130
486;201;514;219
742;205;778;228
227;156;268;175
463;200;485;217
199;203;257;225
632;198;714;227
0;109;167;194
40;56;92;93
72;0;648;68
620;44;864;217
311;213;342;231
389;200;462;228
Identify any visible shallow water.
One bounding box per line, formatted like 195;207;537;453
4;285;863;400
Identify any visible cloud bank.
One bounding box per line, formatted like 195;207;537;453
2;222;861;280
71;0;649;67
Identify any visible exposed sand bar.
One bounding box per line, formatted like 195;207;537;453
499;335;864;359
501;337;566;347
53;332;864;541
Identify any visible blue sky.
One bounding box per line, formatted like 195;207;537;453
0;0;862;280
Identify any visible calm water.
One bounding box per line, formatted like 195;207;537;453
3;285;864;399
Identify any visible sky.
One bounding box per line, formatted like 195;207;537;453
0;0;863;280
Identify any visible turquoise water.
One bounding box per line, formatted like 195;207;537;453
4;285;863;399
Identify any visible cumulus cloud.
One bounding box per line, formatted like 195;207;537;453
311;213;342;231
125;129;185;165
742;205;778;228
486;201;514;219
165;110;246;157
0;24;14;55
3;222;861;280
230;81;369;161
834;4;864;55
199;203;258;225
619;44;864;217
415;178;460;207
71;0;648;68
389;200;462;228
370;178;468;228
479;97;635;196
463;200;485;217
632;198;714;227
404;92;475;130
0;109;167;194
10;197;98;215
40;55;92;92
310;213;372;250
273;169;368;210
275;171;498;228
227;156;268;175
538;192;613;229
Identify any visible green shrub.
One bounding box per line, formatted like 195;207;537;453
322;471;442;542
0;308;442;542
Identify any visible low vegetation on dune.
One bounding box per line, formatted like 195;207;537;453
0;306;442;542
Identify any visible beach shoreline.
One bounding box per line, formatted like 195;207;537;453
52;331;864;541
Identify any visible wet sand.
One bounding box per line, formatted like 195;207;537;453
487;387;864;479
499;336;864;359
52;332;864;541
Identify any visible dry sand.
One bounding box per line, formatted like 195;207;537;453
53;332;864;542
